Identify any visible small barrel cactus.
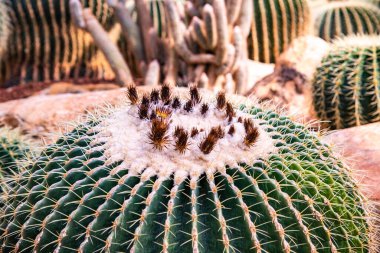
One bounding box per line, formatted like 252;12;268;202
312;35;380;129
314;1;380;42
0;86;375;252
0;128;32;179
248;0;311;64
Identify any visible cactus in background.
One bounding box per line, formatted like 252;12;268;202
364;0;380;8
248;0;311;64
0;85;375;252
0;0;10;56
0;0;124;88
70;0;254;94
312;35;380;129
314;1;380;42
0;128;32;179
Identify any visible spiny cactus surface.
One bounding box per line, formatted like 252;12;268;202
312;35;380;129
314;1;380;42
0;128;31;179
0;0;124;88
248;0;310;63
0;86;374;252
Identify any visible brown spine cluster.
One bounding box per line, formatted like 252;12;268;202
243;118;259;147
149;119;170;150
173;127;190;154
127;85;139;105
216;92;226;109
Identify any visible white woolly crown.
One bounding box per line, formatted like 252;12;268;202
90;85;276;183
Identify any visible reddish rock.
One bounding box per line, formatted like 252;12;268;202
323;123;380;200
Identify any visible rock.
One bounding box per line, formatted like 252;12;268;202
0;89;125;142
245;36;330;123
0;82;120;103
322;122;380;200
276;36;330;80
245;60;275;90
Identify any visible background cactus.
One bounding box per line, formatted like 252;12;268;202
0;86;374;252
0;128;32;179
248;0;311;64
71;0;254;93
312;35;380;129
313;1;380;42
0;0;125;88
0;0;10;56
364;0;380;8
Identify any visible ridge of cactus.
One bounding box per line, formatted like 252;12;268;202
248;0;311;64
312;34;380;129
313;1;380;42
0;85;376;252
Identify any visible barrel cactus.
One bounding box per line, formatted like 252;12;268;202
0;0;123;88
248;0;311;64
0;128;32;179
312;35;380;129
0;85;375;252
314;1;380;42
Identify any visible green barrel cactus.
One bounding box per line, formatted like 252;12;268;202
312;35;380;129
314;1;380;42
0;128;33;179
248;0;311;64
0;86;375;252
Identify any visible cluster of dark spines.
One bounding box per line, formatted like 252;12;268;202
148;119;170;150
200;103;209;115
160;84;172;104
127;85;139;105
127;85;260;155
216;91;226;110
172;97;181;109
173;127;190;154
243;118;260;147
191;127;199;138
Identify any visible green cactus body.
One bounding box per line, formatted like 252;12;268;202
0;0;125;88
0;86;374;252
248;0;310;64
0;128;32;179
314;1;380;42
312;35;380;129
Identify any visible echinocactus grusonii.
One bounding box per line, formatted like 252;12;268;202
0;85;376;252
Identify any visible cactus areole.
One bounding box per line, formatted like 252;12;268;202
0;86;373;252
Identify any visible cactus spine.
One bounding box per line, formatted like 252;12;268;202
248;0;311;64
312;35;380;129
314;1;380;42
0;85;375;252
